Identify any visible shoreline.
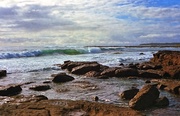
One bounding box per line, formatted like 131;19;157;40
0;50;179;115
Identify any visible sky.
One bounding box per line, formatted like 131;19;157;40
0;0;180;46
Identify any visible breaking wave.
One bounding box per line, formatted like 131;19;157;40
0;47;105;59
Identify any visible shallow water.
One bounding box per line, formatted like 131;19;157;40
0;70;179;115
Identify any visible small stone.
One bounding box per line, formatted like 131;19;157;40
0;70;7;78
92;96;99;101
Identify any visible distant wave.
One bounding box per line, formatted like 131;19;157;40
0;47;107;59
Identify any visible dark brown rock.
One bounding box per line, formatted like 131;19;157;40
29;85;51;91
71;63;100;75
115;68;139;77
100;67;119;77
155;97;169;107
139;70;163;78
0;70;7;78
0;84;22;96
52;73;74;83
120;88;139;100
129;84;160;110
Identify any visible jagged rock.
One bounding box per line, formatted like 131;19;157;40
71;63;100;75
120;88;139;100
52;73;74;83
115;68;139;77
0;70;7;78
129;84;160;110
29;85;51;91
150;51;180;79
0;84;22;96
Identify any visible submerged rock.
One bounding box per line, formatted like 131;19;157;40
52;73;74;83
29;84;51;91
0;70;7;78
0;84;22;96
129;84;160;110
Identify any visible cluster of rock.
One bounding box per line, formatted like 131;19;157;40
58;51;180;79
0;50;179;114
120;84;169;110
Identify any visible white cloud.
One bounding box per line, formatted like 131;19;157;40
0;0;179;46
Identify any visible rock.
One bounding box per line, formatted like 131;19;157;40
150;51;180;79
0;70;7;77
85;71;100;77
138;70;163;78
71;63;100;75
157;84;167;90
100;67;119;77
120;88;139;100
61;61;99;72
155;97;169;107
0;84;22;96
152;79;180;95
129;84;160;110
139;53;145;55
138;63;162;70
145;80;151;83
92;96;99;101
52;73;75;83
115;68;139;77
29;85;51;91
0;99;143;116
163;66;180;79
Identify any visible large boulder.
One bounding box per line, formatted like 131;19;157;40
71;63;100;75
150;51;180;79
120;88;139;100
115;68;139;77
129;84;160;110
0;70;7;78
52;73;75;83
0;84;22;96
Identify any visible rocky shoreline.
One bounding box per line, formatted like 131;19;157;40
0;50;179;115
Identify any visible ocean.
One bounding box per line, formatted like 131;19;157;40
0;46;180;115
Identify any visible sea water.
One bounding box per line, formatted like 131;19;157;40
0;46;180;115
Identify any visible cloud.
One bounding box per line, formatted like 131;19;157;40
0;0;179;46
